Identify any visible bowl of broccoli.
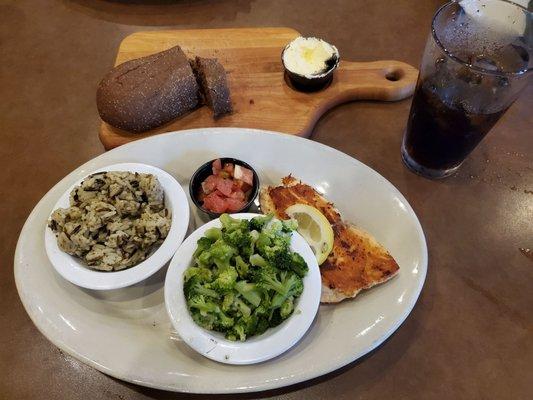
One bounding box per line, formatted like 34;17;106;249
164;213;321;365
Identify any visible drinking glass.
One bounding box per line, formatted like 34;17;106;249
402;0;532;179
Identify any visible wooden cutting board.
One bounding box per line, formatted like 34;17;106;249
99;27;418;150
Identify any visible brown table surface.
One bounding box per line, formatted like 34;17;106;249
1;0;532;399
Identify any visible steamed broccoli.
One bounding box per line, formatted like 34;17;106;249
234;255;249;278
212;266;238;292
249;214;273;232
289;252;309;278
193;236;214;259
221;292;234;312
263;271;303;309
222;229;253;257
200;241;236;270
280;296;294;319
204;227;222;241
220;213;250;233
233;297;251;317
183;213;308;341
188;295;234;330
249;253;268;268
256;269;302;298
281;218;298;232
184;276;220;300
234;280;262;307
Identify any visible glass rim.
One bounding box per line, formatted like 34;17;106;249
431;0;532;77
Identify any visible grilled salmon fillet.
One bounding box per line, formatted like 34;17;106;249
259;176;399;303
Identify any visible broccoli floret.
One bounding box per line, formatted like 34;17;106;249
263;218;283;236
228;322;246;341
249;214;273;232
204;227;222;241
280;296;294;319
234;255;249;278
184;280;220;301
215;310;235;330
255;317;269;335
253;302;270;317
187;295;218;314
249;229;259;242
289;252;308;278
193;236;214;259
255;233;292;269
197;250;212;267
249;253;268;268
260;245;291;270
268;308;283;328
212;266;238;292
259;271;303;308
234;281;262;307
192;311;217;331
221;292;234;312
281;218;298;232
226;315;259;341
234;297;251;317
208;241;236;269
184;273;219;300
255;269;285;294
220;213;250;233
255;232;271;249
222;229;253;257
188;295;234;330
184;266;213;283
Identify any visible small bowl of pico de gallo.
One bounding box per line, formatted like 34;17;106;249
189;158;260;219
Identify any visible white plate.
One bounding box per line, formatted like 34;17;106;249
44;163;190;290
165;213;321;365
14;128;427;393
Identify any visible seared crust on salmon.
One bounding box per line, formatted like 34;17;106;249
259;176;399;303
259;175;341;224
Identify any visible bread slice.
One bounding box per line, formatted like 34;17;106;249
191;56;232;118
97;45;199;132
259;176;400;303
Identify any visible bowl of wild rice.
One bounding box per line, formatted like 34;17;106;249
44;163;189;290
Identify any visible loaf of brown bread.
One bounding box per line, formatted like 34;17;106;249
191;57;232;118
97;46;199;132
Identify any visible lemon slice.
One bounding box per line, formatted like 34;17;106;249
285;204;334;265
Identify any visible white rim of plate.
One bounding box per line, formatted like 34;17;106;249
14;128;428;393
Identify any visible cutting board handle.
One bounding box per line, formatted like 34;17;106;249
295;59;419;137
328;60;418;102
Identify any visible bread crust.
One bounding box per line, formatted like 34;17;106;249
97;46;199;132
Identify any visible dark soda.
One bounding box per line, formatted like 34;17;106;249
403;78;509;172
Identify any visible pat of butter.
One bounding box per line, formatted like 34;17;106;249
283;37;338;77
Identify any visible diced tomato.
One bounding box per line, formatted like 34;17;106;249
212;159;222;175
226;197;246;212
202;192;227;213
216;178;233;197
198;160;255;214
229;189;245;201
240;168;254;186
234;165;254;186
223;163;234;176
201;175;218;194
232;179;252;192
232;179;243;190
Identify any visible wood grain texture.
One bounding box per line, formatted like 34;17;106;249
99;28;418;150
